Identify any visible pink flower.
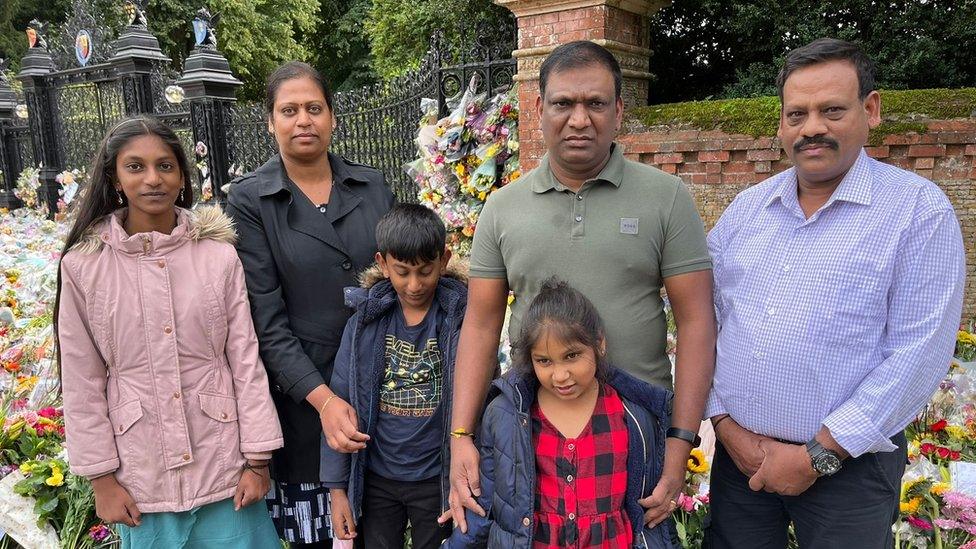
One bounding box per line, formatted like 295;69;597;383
89;524;111;542
907;516;934;531
677;493;696;513
697;493;710;505
37;407;61;419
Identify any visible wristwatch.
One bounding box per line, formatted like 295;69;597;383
805;439;842;476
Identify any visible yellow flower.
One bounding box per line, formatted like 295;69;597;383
900;497;922;514
507;293;516;306
478;191;487;201
959;331;976;345
461;225;475;238
687;448;709;474
45;465;63;487
946;425;967;441
509;170;521;182
19;463;31;475
931;482;951;496
435;126;446;137
14;375;38;395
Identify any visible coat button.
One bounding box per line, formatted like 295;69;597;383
157;260;165;268
118;424;124;432
182;454;191;461
221;412;228;419
163;326;172;334
341;260;352;271
522;517;531;527
173;392;180;399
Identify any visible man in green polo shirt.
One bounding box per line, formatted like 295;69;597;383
443;41;716;533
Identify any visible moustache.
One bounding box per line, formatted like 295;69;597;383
794;136;839;152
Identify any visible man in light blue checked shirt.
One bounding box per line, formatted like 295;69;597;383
704;38;966;548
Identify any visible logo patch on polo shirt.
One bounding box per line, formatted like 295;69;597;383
620;218;639;235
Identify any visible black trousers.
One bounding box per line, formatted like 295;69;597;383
355;473;451;549
705;433;906;549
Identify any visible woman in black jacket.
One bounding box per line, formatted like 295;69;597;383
226;61;394;548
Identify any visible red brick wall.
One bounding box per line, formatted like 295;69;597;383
616;119;976;320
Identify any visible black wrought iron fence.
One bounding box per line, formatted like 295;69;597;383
0;5;515;212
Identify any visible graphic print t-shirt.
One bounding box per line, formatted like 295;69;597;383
368;300;445;481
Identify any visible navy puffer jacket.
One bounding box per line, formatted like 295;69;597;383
446;368;678;549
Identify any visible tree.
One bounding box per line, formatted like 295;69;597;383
0;0;71;72
365;0;513;79
648;0;976;104
308;0;376;92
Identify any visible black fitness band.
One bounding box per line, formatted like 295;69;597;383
666;427;701;447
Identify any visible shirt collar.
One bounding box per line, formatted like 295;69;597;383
766;148;874;211
531;143;625;194
259;152;369;197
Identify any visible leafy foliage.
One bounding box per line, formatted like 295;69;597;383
629;88;976;142
648;0;976;104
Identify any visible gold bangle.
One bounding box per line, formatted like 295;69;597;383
450;428;475;439
319;395;336;415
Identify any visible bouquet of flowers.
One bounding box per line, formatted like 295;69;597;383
14;167;44;216
672;448;710;547
407;79;520;255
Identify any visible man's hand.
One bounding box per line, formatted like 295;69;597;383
91;474;141;527
320;395;369;453
714;418;768;477
638;471;683;528
439;436;485;533
234;461;271;510
330;489;358;540
748;439;818;496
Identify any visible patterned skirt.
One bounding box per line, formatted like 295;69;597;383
265;480;333;543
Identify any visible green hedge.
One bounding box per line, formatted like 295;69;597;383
628;88;976;146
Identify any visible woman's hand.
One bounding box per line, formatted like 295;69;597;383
330;489;358;540
234;460;271;510
91;474;142;527
320;395;369;453
638;471;683;528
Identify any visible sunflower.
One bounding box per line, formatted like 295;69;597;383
687;448;709;474
931;482;951;496
900;497;922;514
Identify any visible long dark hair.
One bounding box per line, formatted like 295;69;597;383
53;116;194;380
511;277;612;383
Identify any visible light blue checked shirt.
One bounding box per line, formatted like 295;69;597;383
705;150;966;457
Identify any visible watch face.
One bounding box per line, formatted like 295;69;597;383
814;452;842;475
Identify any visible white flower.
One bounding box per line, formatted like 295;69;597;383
164;85;185;104
14;104;27;119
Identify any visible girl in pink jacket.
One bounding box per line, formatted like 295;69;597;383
55;117;284;548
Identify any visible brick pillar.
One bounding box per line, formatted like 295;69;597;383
495;0;671;170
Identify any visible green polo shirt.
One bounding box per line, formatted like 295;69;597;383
470;144;711;388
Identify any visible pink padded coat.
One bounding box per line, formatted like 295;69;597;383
58;206;283;513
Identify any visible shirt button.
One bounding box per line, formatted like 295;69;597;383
157;260;165;268
182;454;191;461
522;517;531;527
163;326;172;334
566;474;574;482
575;215;583;222
766;308;775;316
568;513;576;520
341;260;352;271
576;195;583;201
567;443;575;450
319;206;326;213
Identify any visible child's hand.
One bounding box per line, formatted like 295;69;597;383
330;489;357;540
91;474;142;527
320;396;369;453
234;461;271;510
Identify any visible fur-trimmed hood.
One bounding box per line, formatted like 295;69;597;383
356;256;469;289
70;206;237;255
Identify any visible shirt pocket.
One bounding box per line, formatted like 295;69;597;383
818;269;886;348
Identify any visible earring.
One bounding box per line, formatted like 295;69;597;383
116;189;124;205
179;187;185;202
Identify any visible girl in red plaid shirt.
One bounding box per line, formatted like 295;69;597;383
446;279;676;549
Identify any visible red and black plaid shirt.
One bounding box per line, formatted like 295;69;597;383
532;384;632;548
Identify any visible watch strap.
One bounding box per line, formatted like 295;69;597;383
666;427;701;447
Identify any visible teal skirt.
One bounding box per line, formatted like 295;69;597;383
118;496;280;548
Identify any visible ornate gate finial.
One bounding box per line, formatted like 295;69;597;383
124;0;149;27
193;8;220;49
26;20;49;50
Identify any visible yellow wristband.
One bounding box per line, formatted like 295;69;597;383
450;428;475;439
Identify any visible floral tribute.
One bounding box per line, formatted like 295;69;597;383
0;209;116;547
407;83;520;255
